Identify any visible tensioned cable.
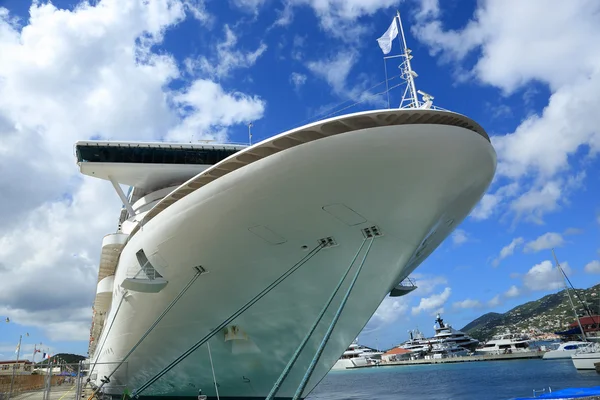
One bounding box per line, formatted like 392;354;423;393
292;237;375;400
252;74;402;144
87;267;205;400
132;242;325;397
265;238;368;400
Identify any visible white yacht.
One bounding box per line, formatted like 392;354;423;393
477;333;533;354
426;341;470;359
80;12;496;400
542;341;587;360
571;342;600;370
397;314;479;352
331;340;383;370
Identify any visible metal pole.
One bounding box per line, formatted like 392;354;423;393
108;176;136;217
8;334;22;400
396;10;419;107
552;249;586;341
383;58;390;109
248;123;253;146
75;361;83;400
292;238;376;400
206;342;220;400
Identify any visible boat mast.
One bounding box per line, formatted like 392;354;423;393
396;10;419;108
552;249;587;342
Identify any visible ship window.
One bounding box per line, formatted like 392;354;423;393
564;345;578;350
76;145;241;165
499;344;511;349
514;343;528;348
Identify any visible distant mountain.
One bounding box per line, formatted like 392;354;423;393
461;283;600;341
35;353;86;366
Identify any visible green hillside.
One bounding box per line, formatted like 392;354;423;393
462;284;600;341
35;353;86;366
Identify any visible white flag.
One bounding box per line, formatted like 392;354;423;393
377;18;399;54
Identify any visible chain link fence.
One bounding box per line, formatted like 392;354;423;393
0;360;129;400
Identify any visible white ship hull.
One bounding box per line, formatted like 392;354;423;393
90;116;496;398
331;357;371;370
571;352;600;370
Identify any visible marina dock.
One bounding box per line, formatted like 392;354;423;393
348;351;545;368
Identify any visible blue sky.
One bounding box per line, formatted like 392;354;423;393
0;0;599;358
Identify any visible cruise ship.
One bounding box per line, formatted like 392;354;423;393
80;12;496;400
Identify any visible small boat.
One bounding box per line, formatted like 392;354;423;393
542;341;588;360
477;332;533;355
331;340;383;370
571;342;600;370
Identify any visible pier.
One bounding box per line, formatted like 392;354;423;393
348;351;545;368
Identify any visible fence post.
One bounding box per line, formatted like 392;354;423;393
75;361;82;400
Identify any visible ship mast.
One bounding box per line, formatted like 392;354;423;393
396;10;419;108
552;249;587;342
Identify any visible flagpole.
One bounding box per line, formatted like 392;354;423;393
8;334;22;400
383;58;390;108
396;10;419;107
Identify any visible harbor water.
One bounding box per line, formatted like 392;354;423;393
307;359;599;400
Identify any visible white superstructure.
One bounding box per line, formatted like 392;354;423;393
571;342;600;370
397;313;479;352
477;333;533;354
79;11;496;400
542;341;587;360
331;340;383;370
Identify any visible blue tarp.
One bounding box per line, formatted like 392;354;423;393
513;386;600;399
555;327;583;335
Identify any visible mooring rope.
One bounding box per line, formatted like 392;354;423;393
132;242;325;398
88;267;206;400
265;238;368;400
292;237;376;400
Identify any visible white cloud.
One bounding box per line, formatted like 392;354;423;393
564;227;583;235
452;299;482;309
504;285;520;298
230;0;267;13
522;260;570;291
487;295;501;307
0;0;265;340
307;50;356;95
470;193;500;221
470;182;519;221
306;50;385;109
524;232;565;253
364;296;409;333
412;287;451;315
415;0;600;224
410;274;448;296
584;260;600;274
167;79;266;141
492;237;524;267
290;72;307;90
451;229;468;246
185;24;268;79
287;0;397;41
